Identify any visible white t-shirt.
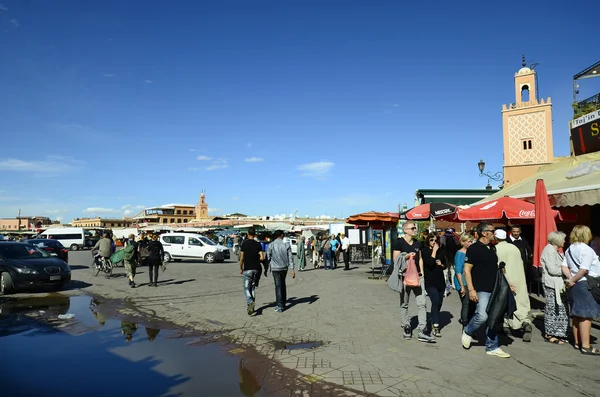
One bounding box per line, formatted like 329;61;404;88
341;237;350;250
564;242;600;281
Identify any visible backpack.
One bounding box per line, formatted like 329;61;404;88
123;244;136;261
323;239;332;251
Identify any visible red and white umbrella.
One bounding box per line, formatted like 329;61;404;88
453;196;563;222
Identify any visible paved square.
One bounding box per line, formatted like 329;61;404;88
38;253;600;396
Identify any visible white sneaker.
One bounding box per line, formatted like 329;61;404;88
486;348;511;358
461;331;472;350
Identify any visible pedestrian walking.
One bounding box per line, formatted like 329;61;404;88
540;231;569;345
147;234;164;287
562;225;600;355
393;221;436;343
341;233;350;271
421;233;446;337
495;229;533;342
297;236;306;271
330;235;340;269
239;227;264;315
267;230;295;312
123;234;138;288
454;233;476;326
462;222;511;358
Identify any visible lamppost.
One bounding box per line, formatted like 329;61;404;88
478;159;504;190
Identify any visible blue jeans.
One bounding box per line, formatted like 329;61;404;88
323;250;332;269
464;291;499;351
243;270;259;305
272;270;288;310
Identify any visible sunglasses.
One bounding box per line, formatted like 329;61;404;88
429;238;436;241
406;227;417;231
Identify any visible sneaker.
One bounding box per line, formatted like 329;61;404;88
418;331;436;343
461;331;472;350
130;282;136;288
486;348;511;358
403;325;412;340
433;326;442;338
274;307;283;313
522;323;532;342
247;302;255;315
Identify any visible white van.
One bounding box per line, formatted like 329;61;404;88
38;227;88;251
160;233;228;263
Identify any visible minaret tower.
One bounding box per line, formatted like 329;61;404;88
501;56;554;187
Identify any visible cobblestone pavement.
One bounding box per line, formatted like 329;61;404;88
28;252;600;396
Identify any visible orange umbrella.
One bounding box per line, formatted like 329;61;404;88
346;211;399;230
533;179;557;268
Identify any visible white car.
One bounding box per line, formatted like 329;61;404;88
283;237;298;255
160;233;229;263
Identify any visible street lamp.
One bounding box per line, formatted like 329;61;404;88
478;158;504;190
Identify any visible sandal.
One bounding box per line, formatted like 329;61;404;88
544;337;564;345
580;347;600;355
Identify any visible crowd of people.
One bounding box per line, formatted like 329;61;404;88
389;220;600;358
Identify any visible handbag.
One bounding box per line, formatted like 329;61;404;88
403;256;420;287
567;247;600;304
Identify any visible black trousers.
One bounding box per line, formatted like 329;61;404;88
343;250;350;269
148;259;160;283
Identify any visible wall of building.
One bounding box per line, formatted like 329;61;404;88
502;163;543;188
71;218;133;228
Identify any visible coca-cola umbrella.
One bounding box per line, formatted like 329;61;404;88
453;196;564;222
400;203;457;221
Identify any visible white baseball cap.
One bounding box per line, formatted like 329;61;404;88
494;229;507;240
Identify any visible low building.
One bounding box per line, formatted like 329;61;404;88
71;217;134;228
0;216;53;231
132;204;195;225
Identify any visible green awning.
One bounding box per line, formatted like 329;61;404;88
416;189;501;206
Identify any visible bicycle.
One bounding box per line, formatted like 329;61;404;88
92;250;113;278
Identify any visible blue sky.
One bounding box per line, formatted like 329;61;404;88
0;1;598;222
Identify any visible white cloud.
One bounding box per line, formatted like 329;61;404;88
206;159;228;171
121;204;145;216
208;207;220;214
196;155;212;161
392;103;399;107
188;149;196;152
0;156;80;174
244;157;264;163
297;161;334;179
187;167;199;172
0;5;8;11
144;80;153;83
103;73;115;77
55;216;64;222
83;207;118;215
9;19;19;28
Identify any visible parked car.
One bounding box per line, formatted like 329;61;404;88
0;242;71;295
23;239;69;263
160;233;228;263
283;237;298;255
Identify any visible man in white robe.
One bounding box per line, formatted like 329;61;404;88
495;229;532;342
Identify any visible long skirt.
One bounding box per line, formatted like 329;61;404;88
544;285;569;338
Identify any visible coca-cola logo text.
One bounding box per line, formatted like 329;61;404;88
519;210;535;218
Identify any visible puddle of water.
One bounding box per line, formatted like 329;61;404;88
0;295;267;397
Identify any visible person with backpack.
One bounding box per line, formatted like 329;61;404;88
123;234;138;288
147;234;164;287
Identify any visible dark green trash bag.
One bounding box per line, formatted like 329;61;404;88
110;249;126;264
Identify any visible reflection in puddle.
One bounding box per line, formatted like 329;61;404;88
0;295;267;397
